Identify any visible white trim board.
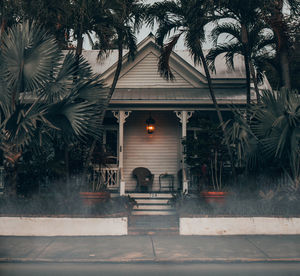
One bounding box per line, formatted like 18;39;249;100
180;217;300;235
0;217;128;236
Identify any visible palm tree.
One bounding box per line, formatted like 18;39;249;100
81;0;146;170
226;89;300;184
207;20;276;103
147;0;237;180
214;0;264;108
259;0;300;89
94;0;145;107
0;21;107;196
20;0;71;49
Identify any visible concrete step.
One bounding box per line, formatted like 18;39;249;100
128;228;179;235
127;193;173;199
128;215;179;234
133;205;173;210
129;193;176;216
131;210;176;215
135;198;170;204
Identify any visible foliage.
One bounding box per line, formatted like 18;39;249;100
20;0;71;49
207;20;275;92
0;0;21;38
168;190;191;209
15;138;91;196
173;180;300;216
146;0;212;80
0;194;137;216
184;116;230;191
225;88;300;183
0;21;107;196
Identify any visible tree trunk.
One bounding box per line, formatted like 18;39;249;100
83;139;97;177
199;48;237;183
243;53;251;106
83;33;124;175
65;144;70;183
0;18;6;40
249;60;261;103
265;0;291;89
4;163;18;197
105;33;124;110
279;47;291;89
76;35;83;57
2;147;22;197
241;23;251;109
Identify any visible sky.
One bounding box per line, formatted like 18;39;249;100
82;0;289;51
136;0;213;50
83;0;213;50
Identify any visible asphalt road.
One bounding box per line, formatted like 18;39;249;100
1;262;300;276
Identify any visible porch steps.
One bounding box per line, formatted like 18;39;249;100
127;192;176;216
128;215;179;235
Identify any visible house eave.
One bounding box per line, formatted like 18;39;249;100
108;102;246;111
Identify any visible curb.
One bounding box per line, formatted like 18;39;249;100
1;258;300;264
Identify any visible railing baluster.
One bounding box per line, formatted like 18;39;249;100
91;166;119;191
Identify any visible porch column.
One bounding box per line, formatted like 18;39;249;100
113;111;131;196
175;111;194;193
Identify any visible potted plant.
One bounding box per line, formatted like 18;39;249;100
79;170;111;206
184;117;230;204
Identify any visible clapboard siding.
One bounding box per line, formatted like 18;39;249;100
117;52;193;88
124;111;181;191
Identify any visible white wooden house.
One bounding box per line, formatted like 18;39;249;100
82;34;270;198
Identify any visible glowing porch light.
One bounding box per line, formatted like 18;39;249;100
146;115;155;134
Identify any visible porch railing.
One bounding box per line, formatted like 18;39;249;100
91;166;119;191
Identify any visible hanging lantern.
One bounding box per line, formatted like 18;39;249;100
146;115;155;134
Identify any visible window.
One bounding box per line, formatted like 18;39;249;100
102;128;118;164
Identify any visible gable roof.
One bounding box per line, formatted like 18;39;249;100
80;34;247;88
116;51;195;88
76;34;270;108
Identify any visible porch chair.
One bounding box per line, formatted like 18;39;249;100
132;167;154;192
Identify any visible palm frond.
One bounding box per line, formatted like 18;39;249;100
41;52;76;103
252;33;276;54
123;26;137;61
155;19;181;47
210;22;241;46
185;29;206;67
47;98;102;141
146;0;183;28
131;2;149;32
2;100;49;151
158;32;183;80
206;42;242;72
1;21;61;93
0;76;11;118
253;53;278;84
76;75;106;103
247;20;271;48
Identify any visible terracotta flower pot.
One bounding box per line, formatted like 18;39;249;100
79;192;110;206
200;191;228;204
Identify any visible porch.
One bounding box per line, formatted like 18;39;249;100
95;110;196;195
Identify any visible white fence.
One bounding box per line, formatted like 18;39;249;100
91;166;119;191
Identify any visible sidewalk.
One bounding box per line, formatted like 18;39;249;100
1;235;300;263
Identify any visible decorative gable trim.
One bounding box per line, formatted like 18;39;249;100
102;36;209;88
